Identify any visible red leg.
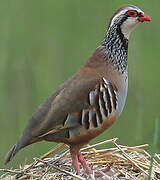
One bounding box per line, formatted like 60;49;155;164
78;152;93;175
71;153;80;175
71;151;109;177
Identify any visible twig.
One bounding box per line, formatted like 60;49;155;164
82;143;148;154
0;168;39;178
0;169;21;174
113;141;149;177
40;143;66;160
81;137;118;151
145;151;160;169
35;157;85;180
1;138;160;179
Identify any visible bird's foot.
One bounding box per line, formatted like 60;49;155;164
71;151;110;178
71;151;93;176
71;153;81;175
78;151;93;175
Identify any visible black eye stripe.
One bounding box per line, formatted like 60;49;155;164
138;12;143;17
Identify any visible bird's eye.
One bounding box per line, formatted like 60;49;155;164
126;10;138;17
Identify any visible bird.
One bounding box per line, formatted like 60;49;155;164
5;4;151;177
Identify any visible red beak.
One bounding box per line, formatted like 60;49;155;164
138;13;151;22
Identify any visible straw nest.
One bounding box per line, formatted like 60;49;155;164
1;138;160;180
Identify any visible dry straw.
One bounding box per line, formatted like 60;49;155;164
1;138;160;180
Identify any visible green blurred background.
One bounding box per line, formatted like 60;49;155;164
0;0;160;169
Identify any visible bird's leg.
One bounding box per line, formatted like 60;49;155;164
71;153;80;175
71;151;110;177
71;151;93;176
78;151;110;177
78;151;93;175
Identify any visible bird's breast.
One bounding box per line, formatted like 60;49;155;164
115;73;128;118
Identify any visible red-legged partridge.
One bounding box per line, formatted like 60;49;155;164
5;4;151;177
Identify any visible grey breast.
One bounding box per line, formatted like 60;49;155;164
116;72;128;118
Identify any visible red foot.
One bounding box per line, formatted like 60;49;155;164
71;151;110;177
71;153;81;175
71;151;93;176
78;152;93;175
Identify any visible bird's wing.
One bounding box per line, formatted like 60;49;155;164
31;74;100;137
32;74;118;143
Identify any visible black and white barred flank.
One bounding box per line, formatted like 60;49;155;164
63;78;117;134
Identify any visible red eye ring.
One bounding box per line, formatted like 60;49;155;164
126;10;138;17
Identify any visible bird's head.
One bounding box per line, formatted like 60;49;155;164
108;5;151;39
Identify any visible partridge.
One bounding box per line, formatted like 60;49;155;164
5;5;151;176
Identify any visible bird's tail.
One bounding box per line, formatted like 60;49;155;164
5;143;20;164
5;134;33;164
5;135;40;164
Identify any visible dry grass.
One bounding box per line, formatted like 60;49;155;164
1;138;160;180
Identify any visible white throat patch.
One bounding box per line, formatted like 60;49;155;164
120;17;140;39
